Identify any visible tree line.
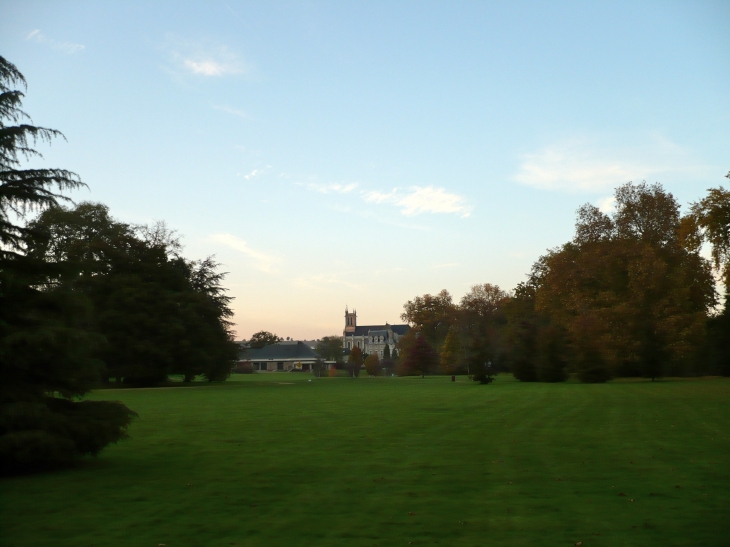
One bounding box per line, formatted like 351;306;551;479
393;180;730;382
0;56;237;473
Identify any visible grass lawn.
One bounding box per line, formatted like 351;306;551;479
1;374;729;547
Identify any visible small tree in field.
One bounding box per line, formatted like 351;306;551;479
364;353;381;377
347;346;363;377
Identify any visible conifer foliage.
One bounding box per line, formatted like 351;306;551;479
0;56;136;473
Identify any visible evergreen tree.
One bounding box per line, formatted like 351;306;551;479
0;57;135;473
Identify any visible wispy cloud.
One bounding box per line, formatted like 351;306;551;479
238;166;270;180
514;144;648;192
213;105;248;119
302;182;358;194
164;35;250;78
513;135;708;193
362;186;472;218
26;30;84;54
209;233;279;273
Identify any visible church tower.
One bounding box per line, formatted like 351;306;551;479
344;306;356;334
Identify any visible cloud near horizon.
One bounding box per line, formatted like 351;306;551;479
209;233;279;273
26;30;84;54
363;186;472;218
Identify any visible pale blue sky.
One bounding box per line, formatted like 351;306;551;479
2;1;729;339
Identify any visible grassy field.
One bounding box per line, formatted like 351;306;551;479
1;374;729;547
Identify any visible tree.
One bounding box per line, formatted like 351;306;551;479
25;203;238;385
439;326;463;374
691;178;730;376
534;182;715;380
614;181;681;248
458;283;510;373
316;336;344;363
535;324;568;382
364;353;381;377
503;282;539;381
383;343;391;360
312;358;326;378
0;57;135;473
249;331;282;349
402;334;438;378
691;183;730;294
401;289;456;347
347;346;363;377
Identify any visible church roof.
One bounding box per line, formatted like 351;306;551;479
240;341;321;361
345;324;410;336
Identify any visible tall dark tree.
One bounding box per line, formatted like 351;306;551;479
503;282;539;382
691;178;730;375
458;283;510;373
0;57;135;473
26;202;238;385
402;334;438;378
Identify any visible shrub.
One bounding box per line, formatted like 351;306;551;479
232;361;254;374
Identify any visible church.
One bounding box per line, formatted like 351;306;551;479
342;306;410;358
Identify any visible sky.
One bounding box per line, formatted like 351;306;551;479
2;1;729;340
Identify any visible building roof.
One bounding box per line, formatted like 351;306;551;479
240;341;321;361
345;324;410;337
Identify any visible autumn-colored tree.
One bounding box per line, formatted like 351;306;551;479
692;177;730;375
364;353;381;377
439;326;463;374
347;346;363;377
401;289;456;347
691;182;730;293
534;182;715;380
